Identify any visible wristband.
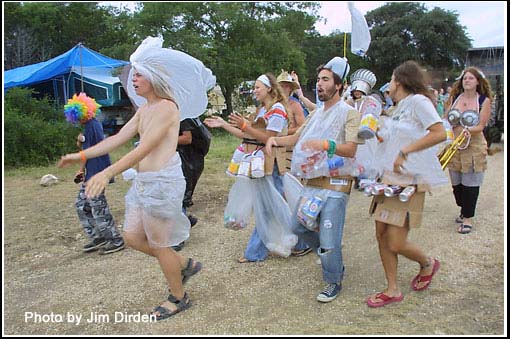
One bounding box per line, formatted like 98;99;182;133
327;139;336;158
399;150;408;160
79;150;87;163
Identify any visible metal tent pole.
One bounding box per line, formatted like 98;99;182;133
79;43;84;92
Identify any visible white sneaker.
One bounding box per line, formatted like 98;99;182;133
316;283;342;302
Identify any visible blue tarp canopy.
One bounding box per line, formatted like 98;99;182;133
4;44;130;106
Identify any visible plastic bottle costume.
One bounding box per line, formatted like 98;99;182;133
368;94;449;228
223;102;298;258
347;69;382;181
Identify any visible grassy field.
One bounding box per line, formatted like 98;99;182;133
3;134;506;335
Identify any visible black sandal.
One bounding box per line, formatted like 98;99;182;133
182;258;202;284
151;292;192;321
457;224;472;234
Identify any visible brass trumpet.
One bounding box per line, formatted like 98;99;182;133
438;128;470;170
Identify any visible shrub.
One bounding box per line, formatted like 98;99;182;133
4;88;80;168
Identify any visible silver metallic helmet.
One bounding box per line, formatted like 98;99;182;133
460;110;480;127
350;69;377;95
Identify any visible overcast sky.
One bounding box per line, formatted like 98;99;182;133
317;1;507;48
102;1;506;48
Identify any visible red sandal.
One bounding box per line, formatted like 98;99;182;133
367;292;404;308
411;258;440;291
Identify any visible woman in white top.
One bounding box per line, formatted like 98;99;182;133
366;61;447;308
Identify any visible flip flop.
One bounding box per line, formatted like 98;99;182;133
366;292;404;308
457;224;472;234
411;258;440;291
237;256;250;263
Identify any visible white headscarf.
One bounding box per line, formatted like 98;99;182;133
256;74;271;88
127;36;216;120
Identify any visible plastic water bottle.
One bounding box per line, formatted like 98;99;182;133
300;152;325;177
226;145;245;176
237;154;252;178
442;119;454;144
358;113;378;139
250;150;265;178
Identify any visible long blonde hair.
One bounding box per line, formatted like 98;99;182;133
132;60;177;106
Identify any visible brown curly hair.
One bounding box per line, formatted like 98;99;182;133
392;61;435;103
447;67;493;107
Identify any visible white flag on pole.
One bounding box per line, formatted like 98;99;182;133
348;2;371;57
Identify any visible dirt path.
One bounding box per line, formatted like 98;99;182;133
3;145;505;335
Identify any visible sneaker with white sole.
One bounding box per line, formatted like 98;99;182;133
291;247;313;257
316;283;342;302
83;238;107;252
98;241;125;255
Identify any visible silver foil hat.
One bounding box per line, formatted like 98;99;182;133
350;69;377;95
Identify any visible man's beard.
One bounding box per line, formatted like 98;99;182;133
317;85;338;102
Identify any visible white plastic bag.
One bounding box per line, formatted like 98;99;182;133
224;177;253;230
252;177;298;257
282;172;304;214
122;168;138;181
375;118;448;186
127;36;216;120
250;149;265;178
348;2;371;57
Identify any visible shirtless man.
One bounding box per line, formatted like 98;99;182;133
58;58;201;321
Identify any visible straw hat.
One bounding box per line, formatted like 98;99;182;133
277;70;299;91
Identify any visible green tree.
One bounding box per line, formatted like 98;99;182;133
133;2;320;114
365;2;471;83
301;32;371;91
4;2;129;69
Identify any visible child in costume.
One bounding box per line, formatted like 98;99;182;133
64;93;125;254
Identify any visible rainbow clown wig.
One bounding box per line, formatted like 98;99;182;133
64;92;101;124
